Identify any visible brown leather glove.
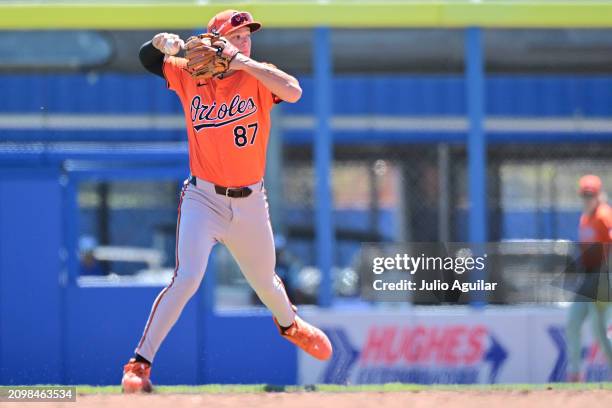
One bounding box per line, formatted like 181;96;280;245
184;33;239;80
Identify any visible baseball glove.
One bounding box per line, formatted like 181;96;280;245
184;33;239;80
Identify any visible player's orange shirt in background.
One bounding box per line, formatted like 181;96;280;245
578;202;612;268
163;56;278;187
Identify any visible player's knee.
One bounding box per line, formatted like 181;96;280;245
171;272;202;298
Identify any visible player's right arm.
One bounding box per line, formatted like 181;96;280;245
139;33;185;78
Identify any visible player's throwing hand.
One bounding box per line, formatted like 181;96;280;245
152;32;184;56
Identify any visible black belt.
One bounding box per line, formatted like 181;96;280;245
189;177;252;198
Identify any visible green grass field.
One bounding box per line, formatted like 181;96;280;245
72;382;612;394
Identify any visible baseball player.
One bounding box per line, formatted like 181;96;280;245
566;174;612;381
121;10;332;393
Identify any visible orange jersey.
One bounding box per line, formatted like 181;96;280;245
163;56;278;186
578;202;612;268
579;202;612;243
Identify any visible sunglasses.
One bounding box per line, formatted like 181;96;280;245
581;192;597;199
230;12;253;27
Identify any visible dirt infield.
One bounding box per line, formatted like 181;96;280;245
7;389;612;408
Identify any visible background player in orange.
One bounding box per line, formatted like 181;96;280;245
121;10;332;393
566;174;612;381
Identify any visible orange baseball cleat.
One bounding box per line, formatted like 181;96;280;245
121;358;153;393
275;315;333;361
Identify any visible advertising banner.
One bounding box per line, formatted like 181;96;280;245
299;306;610;384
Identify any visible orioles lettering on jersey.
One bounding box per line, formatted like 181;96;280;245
190;94;257;130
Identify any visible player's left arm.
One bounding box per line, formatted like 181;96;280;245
230;55;302;103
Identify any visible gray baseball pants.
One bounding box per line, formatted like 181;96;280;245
135;177;296;362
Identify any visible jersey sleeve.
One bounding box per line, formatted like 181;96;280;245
257;62;284;108
598;208;612;241
257;81;278;111
162;56;188;93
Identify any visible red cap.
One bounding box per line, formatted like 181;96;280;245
579;174;602;194
207;10;261;36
